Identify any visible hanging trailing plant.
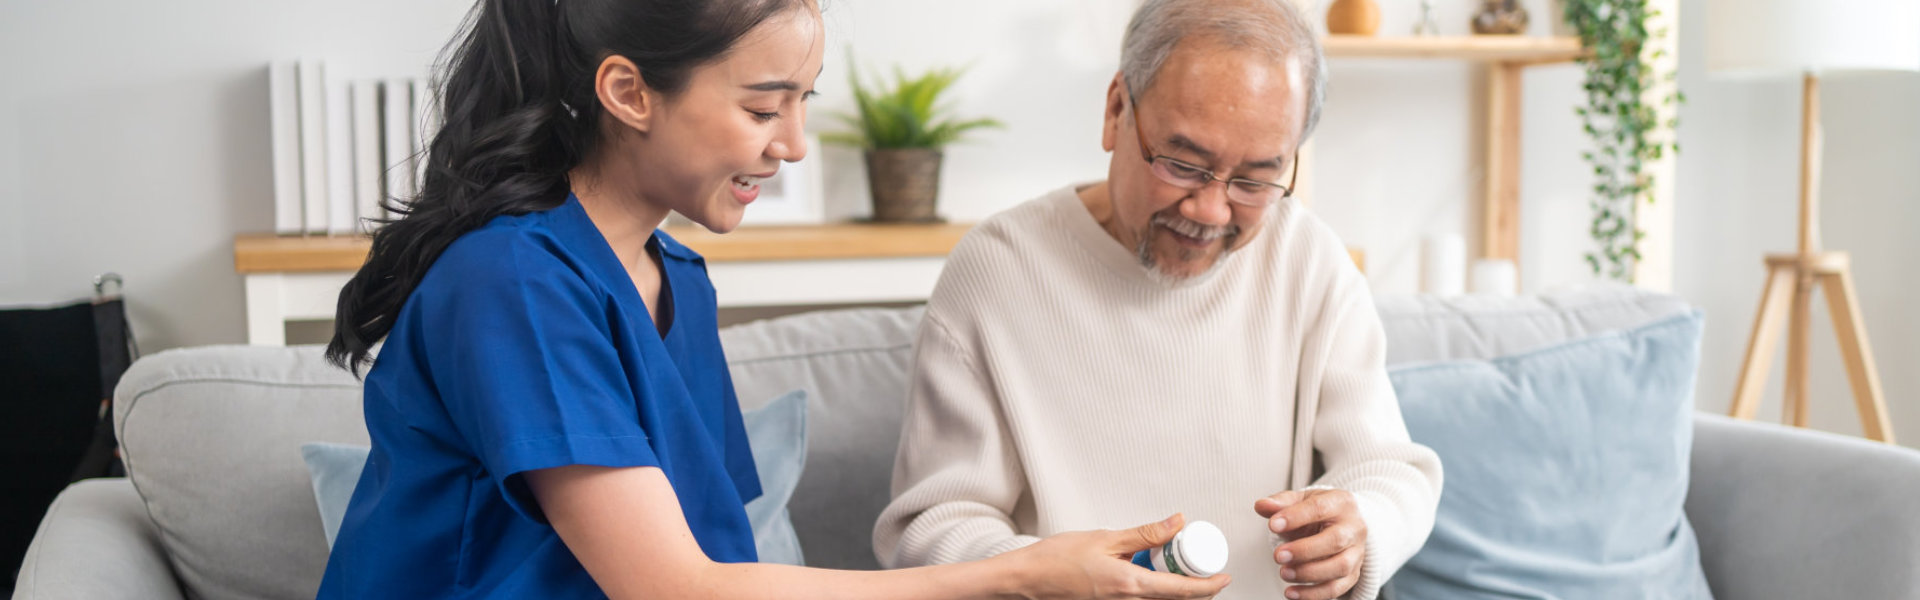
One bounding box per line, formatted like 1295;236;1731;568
1565;0;1682;282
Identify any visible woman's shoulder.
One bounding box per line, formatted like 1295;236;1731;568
424;212;600;298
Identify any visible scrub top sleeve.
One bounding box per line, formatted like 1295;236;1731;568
425;238;659;523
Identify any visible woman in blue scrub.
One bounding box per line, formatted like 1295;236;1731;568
315;0;1229;598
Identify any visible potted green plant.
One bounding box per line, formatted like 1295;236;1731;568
824;59;1001;222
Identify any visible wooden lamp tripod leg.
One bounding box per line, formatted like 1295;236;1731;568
1731;263;1795;420
1784;270;1815;428
1821;266;1895;443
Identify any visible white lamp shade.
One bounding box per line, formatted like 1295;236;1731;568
1707;0;1920;76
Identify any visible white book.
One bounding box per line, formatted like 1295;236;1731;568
412;78;437;190
381;79;415;216
268;61;302;235
325;66;356;235
296;59;329;235
351;80;383;233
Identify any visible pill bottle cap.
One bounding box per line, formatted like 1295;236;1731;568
1174;520;1229;577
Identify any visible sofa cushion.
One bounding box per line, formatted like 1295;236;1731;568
113;344;366;600
720;306;923;570
1383;311;1714;599
1375;284;1694;366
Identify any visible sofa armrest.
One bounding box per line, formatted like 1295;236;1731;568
1686;413;1920;599
13;478;184;600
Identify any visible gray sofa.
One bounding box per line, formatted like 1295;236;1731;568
15;287;1920;599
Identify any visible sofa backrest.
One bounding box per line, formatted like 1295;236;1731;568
719;306;924;570
707;284;1695;570
1375;284;1694;365
113;344;366;600
108;306;926;595
107;284;1691;593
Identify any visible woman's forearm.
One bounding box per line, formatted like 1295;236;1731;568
529;464;1223;600
678;558;1027;600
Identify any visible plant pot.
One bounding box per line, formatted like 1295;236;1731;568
1471;0;1529;35
864;148;944;223
1326;0;1381;36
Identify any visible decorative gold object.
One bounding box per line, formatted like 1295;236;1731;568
1327;0;1381;36
1472;0;1530;35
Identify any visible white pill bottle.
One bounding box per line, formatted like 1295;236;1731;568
1132;520;1229;578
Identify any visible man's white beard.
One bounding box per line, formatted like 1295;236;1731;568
1135;214;1240;284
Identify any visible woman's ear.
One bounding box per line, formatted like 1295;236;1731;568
596;55;656;133
1100;73;1126;153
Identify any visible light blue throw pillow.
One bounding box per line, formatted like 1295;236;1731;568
741;389;808;565
299;389;809;566
1384;311;1714;599
299;442;370;548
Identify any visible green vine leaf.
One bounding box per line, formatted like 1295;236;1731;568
1568;0;1682;283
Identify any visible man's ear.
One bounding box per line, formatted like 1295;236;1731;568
597;55;658;133
1100;73;1127;153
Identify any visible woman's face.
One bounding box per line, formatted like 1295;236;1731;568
643;6;825;233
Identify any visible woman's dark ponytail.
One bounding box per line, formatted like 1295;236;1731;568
326;0;806;373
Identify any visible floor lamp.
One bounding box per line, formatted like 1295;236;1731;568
1707;0;1919;443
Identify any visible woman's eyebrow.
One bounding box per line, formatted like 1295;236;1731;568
743;66;825;93
743;80;801;92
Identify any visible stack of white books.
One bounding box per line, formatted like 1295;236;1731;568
268;60;438;236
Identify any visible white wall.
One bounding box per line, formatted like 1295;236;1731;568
0;0;473;349
3;0;1914;442
1671;0;1920;441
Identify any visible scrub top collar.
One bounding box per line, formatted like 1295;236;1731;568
548;193;703;338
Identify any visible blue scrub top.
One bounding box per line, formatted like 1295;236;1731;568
318;195;761;598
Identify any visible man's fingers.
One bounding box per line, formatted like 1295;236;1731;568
1134;571;1231;599
1253;491;1302;518
1273;520;1361;565
1268;490;1349;536
1278;546;1364;585
1113;513;1185;553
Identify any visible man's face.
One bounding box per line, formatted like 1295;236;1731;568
1099;38;1308;281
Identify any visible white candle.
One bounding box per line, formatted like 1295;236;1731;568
1471;259;1519;297
1421;234;1466;296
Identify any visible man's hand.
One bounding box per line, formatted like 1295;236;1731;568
1254;489;1366;600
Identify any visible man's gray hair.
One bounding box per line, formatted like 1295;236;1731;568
1120;0;1328;141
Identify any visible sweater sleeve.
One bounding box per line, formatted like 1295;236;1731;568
872;311;1041;568
1309;281;1444;600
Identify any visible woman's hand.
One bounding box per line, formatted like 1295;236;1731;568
995;514;1230;600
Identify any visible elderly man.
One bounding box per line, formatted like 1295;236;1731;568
872;1;1442;599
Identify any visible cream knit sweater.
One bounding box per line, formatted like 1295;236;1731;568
873;184;1443;600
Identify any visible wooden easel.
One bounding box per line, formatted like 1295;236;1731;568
1728;72;1895;443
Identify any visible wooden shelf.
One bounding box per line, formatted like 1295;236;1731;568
1324;35;1584;63
234;222;976;273
234;234;374;273
236;225;1367;274
658;222;973;263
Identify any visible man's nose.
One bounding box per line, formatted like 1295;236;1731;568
1179;180;1234;227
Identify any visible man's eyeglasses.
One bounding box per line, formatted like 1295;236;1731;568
1128;90;1298;208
